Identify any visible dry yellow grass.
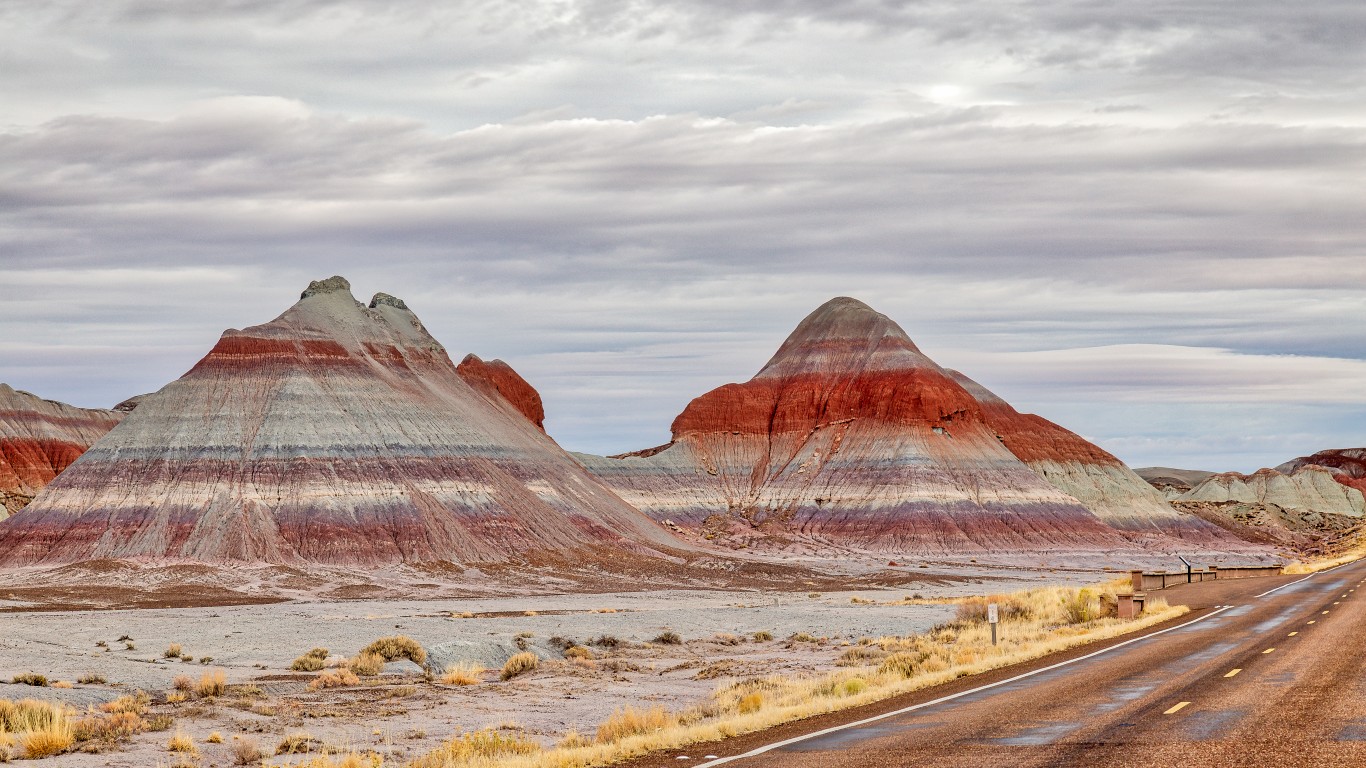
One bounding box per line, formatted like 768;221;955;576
439;661;485;686
168;729;197;754
1284;540;1366;574
0;699;75;758
348;652;386;676
207;731;224;744
195;669;227;698
500;652;539;681
410;580;1186;768
408;728;538;767
360;636;427;667
164;643;183;659
308;669;361;691
291;648;330;672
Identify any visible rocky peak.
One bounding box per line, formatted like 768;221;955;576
300;275;352;299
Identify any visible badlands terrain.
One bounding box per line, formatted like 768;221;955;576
0;277;1361;766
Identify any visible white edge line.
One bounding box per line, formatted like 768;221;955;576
1256;573;1317;598
693;605;1235;767
1256;558;1364;598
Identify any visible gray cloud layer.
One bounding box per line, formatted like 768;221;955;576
2;0;1364;472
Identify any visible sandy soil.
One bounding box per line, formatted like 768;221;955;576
0;565;1105;767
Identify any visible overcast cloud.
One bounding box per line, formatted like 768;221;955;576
2;0;1364;472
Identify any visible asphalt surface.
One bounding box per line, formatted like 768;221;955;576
636;562;1366;768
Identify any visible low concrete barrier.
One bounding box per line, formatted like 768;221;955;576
1129;564;1284;592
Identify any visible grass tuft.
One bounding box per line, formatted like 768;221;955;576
439;661;484;686
360;636;427;668
499;652;539;681
10;674;47;687
291;647;330;672
409;728;539;767
308;669;360;691
348;652;386;677
195;669;227;698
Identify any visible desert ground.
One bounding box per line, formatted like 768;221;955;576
0;563;1107;767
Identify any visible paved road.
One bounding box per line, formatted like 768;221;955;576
649;562;1366;768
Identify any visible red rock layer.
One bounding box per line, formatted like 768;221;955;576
0;385;124;518
583;298;1180;555
0;277;683;567
456;354;546;431
1276;449;1366;495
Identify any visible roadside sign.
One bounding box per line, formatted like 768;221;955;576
987;603;999;624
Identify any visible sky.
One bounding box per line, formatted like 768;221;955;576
2;0;1365;472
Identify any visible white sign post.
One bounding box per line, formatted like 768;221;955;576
987;603;999;646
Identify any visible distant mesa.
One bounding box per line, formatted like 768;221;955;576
1176;450;1366;518
0;385;125;519
579;296;1241;555
0;277;684;568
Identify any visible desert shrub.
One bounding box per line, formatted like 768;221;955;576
557;730;591;749
11;674;47;687
590;635;620;648
547;636;574;650
291;648;330;672
195;670;226;698
277;732;320;755
308;669;360;691
360;636;426;667
100;692;149;715
166;692;187;704
50;681;72;689
206;731;223;744
77;672;106;685
788;632;819;644
499;652;539;681
167;730;196;754
439;661;484;686
955;595;1034;624
347;652;385;677
752;631;774;642
879;651;930;679
20;727;73;759
73;710;147;742
409;728;538;767
199;656;213;665
232;737;264;765
1061;589;1098;624
838;646;886;666
164;643;182;659
123;641;136;651
835;677;867;697
652;631;682;645
172;674;194;691
145;714;174;732
595;705;674;744
738;693;764;713
563;645;593;660
711;633;742;645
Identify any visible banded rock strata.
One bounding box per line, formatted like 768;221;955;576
0;385;125;519
578;297;1203;555
1180;450;1366;518
948;371;1199;530
0;277;682;567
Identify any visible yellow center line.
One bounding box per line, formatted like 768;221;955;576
1263;648;1276;654
1309;620;1317;625
1288;631;1298;637
1224;669;1242;678
1334;602;1341;605
1165;702;1191;715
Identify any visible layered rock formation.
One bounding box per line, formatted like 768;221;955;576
0;385;125;518
0;277;682;567
947;371;1196;530
1180;460;1366;518
579;297;1201;555
1135;467;1217;499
